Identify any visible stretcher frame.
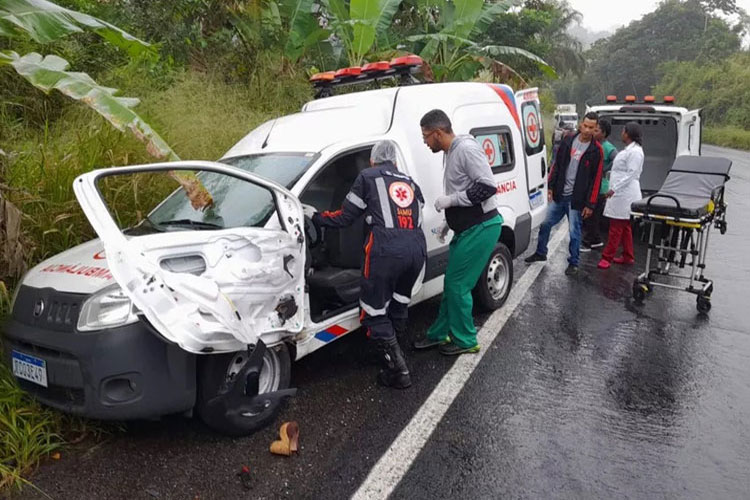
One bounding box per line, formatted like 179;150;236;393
630;176;729;314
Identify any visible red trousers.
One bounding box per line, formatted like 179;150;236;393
602;219;634;262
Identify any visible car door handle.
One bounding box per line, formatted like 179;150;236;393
541;158;546;178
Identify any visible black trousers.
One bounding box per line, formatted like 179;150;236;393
359;249;425;341
583;196;607;245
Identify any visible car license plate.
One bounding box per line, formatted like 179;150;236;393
529;190;544;209
11;351;48;387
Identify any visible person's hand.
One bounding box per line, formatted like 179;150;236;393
547;190;553;202
433;221;450;243
582;207;593;219
605;189;614;198
434;195;452;212
301;203;317;219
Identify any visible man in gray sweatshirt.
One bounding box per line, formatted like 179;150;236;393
413;109;503;355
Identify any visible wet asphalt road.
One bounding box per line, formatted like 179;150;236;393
12;145;750;500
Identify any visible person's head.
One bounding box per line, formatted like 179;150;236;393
420;109;455;153
370;140;397;167
622;121;643;146
595;119;611;142
579;111;598;141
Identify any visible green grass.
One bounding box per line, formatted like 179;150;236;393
703;125;750;151
0;363;63;492
0;64;312;492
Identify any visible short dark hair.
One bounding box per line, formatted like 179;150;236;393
624;121;643;146
420;109;453;133
597;119;611;138
583;111;599;122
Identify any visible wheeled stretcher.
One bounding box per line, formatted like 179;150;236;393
629;156;732;313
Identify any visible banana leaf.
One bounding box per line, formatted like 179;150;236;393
474;45;557;78
448;0;483;39
350;0;380;61
280;0;328;62
350;0;403;62
0;51;213;210
0;0;154;57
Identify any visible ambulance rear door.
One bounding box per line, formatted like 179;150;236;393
515;88;548;227
683;108;702;156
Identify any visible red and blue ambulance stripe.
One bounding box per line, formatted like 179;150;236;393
485;83;522;133
314;324;348;343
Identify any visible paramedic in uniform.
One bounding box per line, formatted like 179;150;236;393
306;140;427;389
413;109;503;356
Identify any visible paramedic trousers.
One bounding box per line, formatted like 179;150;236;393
425;215;503;349
360;245;426;342
602;218;634;262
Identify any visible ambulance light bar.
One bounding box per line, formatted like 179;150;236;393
309;55;424;99
602;95;677;105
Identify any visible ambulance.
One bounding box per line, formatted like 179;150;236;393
4;57;548;435
587;95;702;193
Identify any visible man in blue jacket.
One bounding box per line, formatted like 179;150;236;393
525;111;604;275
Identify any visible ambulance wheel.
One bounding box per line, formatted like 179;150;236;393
474;243;513;312
696;295;712;314
196;343;291;436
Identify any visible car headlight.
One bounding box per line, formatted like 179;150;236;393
77;284;139;332
8;274;25;313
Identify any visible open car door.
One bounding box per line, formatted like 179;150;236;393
73;161;306;354
515;87;548;228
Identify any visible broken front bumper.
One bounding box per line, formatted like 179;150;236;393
2;285;196;420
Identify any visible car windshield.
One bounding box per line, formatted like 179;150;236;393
146;153;315;231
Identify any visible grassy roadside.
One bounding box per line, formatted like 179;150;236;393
703;126;750;151
0;67;311;492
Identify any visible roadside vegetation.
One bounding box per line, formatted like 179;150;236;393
0;0;586;491
553;0;750;149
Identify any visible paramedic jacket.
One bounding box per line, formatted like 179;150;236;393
312;161;427;265
549;132;604;211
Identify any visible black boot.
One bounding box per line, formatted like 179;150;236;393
376;338;412;389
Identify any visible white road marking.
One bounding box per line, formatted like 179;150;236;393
352;227;567;500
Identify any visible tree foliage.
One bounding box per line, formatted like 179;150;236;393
554;0;742;107
654;51;750;129
482;0;583;80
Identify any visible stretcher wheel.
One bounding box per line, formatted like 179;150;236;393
632;282;647;303
696;295;711;314
718;221;727;235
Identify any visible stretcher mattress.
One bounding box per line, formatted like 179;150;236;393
631;156;732;219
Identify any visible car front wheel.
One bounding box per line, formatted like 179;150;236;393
196;343;291;436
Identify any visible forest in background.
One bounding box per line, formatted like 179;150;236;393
553;0;750;148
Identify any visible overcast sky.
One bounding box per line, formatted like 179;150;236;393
568;0;750;31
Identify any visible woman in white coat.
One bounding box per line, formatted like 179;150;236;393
597;122;644;269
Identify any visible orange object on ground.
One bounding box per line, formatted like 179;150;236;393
270;421;299;456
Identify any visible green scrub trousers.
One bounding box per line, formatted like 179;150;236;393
426;214;503;349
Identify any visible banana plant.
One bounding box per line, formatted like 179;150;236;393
0;0;212;209
321;0;403;66
405;0;556;82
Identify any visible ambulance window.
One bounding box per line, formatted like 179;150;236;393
471;126;515;174
299;147;373;211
